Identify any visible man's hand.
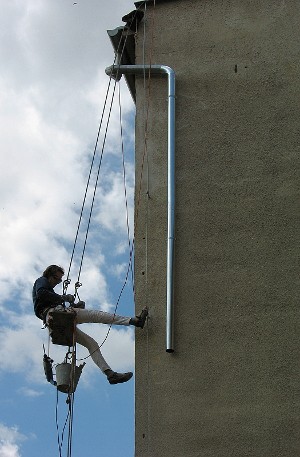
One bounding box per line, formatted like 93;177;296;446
61;294;75;304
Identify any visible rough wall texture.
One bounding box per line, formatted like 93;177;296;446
133;1;300;456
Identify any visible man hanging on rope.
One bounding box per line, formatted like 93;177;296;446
33;265;148;385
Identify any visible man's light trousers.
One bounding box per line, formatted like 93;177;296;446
46;307;131;372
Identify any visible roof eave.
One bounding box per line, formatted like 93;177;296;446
107;26;136;101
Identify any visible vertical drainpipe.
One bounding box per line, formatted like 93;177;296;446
105;64;175;352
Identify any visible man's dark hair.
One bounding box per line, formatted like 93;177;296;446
43;265;65;278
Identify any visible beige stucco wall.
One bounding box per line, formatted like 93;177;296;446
133;1;300;456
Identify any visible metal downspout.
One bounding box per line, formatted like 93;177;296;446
105;64;175;352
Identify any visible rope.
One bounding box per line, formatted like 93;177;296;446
51;7;147;457
67;398;74;457
65;7;144;289
55;390;70;457
66;326;77;457
65;67;116;284
74;2;156;363
55;389;62;457
53;321;77;457
94;80;137;351
76;82;135;361
133;7;155;238
118;82;135;299
139;2;157;456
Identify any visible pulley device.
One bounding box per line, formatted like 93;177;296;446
63;278;83;303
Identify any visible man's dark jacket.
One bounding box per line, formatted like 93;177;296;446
32;276;63;319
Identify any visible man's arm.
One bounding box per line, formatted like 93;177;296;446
34;277;63;305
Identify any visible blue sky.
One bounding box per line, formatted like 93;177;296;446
0;1;139;456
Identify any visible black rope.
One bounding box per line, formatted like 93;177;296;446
66;346;76;457
75;79;136;362
51;7;145;457
66;8;143;287
67;393;74;457
55;389;63;457
76;79;118;283
56;389;70;457
54;349;77;457
76;253;134;362
118;82;135;299
65;73;115;284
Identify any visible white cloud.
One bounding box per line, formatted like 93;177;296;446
0;423;27;457
0;0;135;301
96;166;135;234
0;1;137;455
0;312;47;383
0;424;25;445
0;4;137;428
0;442;20;457
17;387;43;398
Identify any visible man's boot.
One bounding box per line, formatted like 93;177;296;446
129;307;148;329
105;369;133;385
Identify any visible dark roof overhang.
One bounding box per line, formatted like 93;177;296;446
107;26;136;101
107;8;145;102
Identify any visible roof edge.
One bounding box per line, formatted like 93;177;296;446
107;26;136;101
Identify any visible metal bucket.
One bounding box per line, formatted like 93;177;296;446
55;362;85;393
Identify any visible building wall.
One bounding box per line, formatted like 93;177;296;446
134;1;300;456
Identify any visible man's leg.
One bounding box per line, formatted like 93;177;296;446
75;327;111;372
74;308;131;325
73;307;148;328
75;327;133;385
